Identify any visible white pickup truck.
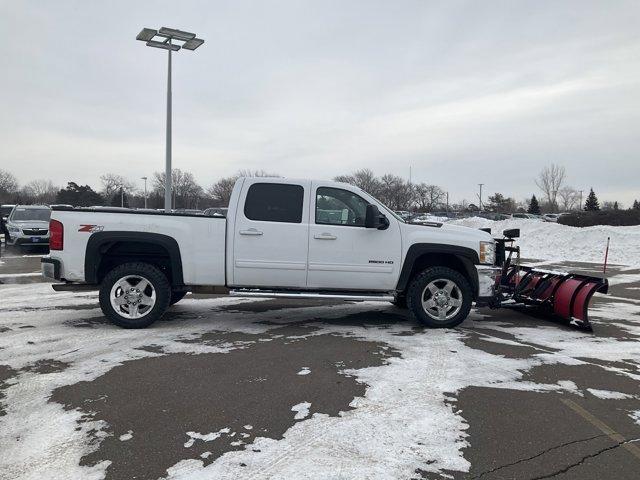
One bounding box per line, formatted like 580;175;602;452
42;177;500;328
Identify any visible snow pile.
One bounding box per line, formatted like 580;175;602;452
451;217;640;266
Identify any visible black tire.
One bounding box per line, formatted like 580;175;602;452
406;266;472;328
390;295;407;308
170;290;188;306
99;262;171;329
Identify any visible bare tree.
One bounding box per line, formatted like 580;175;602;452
377;174;414;210
207;176;236;206
535;164;565;212
0;169;19;202
413;183;445;212
206;170;280;206
153;169;204;209
100;174;136;198
22;180;58;204
235;169;279;178
334;169;382;197
557;186;580;211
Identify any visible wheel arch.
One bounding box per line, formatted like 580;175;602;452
85;232;184;287
396;244;479;298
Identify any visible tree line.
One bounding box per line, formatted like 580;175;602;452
0;165;638;213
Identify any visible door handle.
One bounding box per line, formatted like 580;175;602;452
314;233;337;240
240;228;263;236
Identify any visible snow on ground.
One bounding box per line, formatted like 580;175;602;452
1;274;640;479
450;217;640;266
291;402;312;420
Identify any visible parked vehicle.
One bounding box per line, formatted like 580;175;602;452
394;210;412;221
1;204;16;239
42;177;607;331
203;207;228;217
543;214;561;222
174;208;203;215
4;205;51;247
511;213;542;220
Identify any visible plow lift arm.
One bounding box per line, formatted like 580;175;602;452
490;228;608;331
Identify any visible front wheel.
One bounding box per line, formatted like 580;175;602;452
406;266;472;328
99;262;171;328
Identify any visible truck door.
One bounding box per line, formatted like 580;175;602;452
232;179;310;288
307;183;402;291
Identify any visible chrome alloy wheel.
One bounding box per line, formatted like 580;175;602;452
110;275;156;319
420;278;463;321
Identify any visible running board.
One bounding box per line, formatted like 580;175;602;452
228;289;394;302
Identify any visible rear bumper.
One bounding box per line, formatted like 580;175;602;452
41;257;61;280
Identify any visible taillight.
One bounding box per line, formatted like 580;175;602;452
50;219;64;250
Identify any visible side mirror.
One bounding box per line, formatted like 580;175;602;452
365;204;389;230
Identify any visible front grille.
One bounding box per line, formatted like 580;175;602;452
22;229;48;236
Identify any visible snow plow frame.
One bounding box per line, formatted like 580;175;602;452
491;229;608;331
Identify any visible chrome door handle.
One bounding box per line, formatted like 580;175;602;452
314;233;337;240
240;228;263;236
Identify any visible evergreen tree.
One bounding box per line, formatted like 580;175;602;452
613;201;619;210
584;188;600;211
633;200;640;210
527;194;541;215
56;182;103;207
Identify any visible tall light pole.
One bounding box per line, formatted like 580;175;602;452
579;190;583;211
136;27;204;212
478;183;484;211
141;177;148;208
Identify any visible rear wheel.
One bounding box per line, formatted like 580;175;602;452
407;266;472;328
99;262;171;328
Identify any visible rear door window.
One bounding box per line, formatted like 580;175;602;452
244;183;304;223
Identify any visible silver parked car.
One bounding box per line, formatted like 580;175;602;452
4;205;51;247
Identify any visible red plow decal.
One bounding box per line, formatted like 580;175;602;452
502;267;609;331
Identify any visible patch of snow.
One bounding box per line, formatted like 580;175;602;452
297;367;311;375
119;431;133;441
291;402;311;420
200;452;212;459
587;389;634;400
184;428;231;448
243;425;253;430
630;411;640;425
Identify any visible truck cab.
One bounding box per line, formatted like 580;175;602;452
43;177;498;329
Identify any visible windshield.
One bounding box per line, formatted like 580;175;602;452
10;208;51;222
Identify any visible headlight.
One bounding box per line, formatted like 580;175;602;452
7;225;20;233
479;241;496;265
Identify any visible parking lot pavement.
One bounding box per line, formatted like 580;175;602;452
0;258;639;480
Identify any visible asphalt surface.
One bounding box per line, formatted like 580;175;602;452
1;244;639;479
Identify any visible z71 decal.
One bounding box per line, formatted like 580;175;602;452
78;225;104;233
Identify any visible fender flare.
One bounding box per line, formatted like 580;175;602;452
396;243;480;297
84;231;184;286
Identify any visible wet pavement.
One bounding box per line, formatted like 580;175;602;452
0;252;639;480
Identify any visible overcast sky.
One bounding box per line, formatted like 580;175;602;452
1;1;639;204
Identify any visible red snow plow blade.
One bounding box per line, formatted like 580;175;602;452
491;228;608;331
498;267;608;330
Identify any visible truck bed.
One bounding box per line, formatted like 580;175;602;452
49;208;226;285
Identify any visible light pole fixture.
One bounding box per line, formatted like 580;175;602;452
141;176;148;209
136;27;205;212
478;183;484;212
